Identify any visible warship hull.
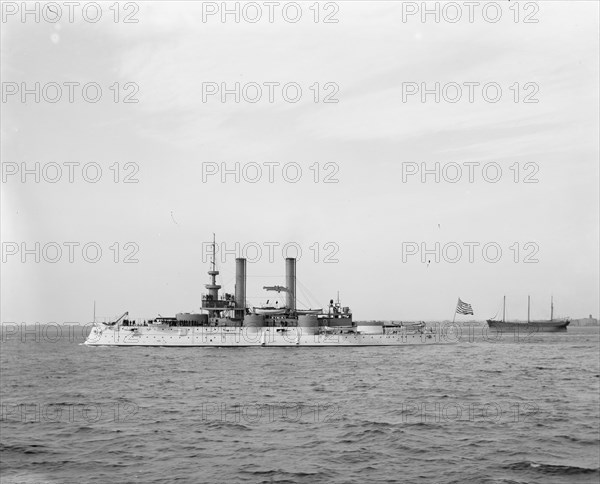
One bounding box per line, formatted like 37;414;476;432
85;326;452;347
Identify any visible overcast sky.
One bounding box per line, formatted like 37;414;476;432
1;1;598;323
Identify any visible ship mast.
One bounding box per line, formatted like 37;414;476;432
502;296;506;323
551;295;554;321
205;233;221;301
527;295;531;323
211;234;216;272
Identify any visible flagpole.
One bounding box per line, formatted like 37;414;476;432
452;298;459;323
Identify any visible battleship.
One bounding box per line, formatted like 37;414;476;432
84;240;455;347
487;296;570;332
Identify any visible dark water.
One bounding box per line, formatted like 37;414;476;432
1;325;599;484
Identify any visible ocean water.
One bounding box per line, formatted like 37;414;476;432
1;325;599;484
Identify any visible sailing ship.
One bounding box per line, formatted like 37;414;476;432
487;296;570;332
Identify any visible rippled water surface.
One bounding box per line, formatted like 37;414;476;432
1;326;599;483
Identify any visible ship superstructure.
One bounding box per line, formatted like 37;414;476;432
85;240;454;347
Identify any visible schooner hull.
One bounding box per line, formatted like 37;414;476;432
486;319;570;332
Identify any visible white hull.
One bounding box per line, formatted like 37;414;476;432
85;325;454;347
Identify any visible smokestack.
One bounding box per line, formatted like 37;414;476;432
286;258;296;311
235;258;246;319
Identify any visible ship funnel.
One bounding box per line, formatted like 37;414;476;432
235;258;246;319
286;258;296;311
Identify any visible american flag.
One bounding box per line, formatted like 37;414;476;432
456;298;474;315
